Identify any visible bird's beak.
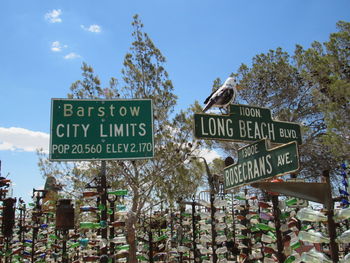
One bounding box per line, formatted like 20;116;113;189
236;85;242;90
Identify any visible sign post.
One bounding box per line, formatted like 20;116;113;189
50;99;154;161
194;104;302;145
223;139;299;191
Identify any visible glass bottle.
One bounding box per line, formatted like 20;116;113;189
336;229;350;243
82;191;100;198
80;206;98;212
296;208;327;222
298;230;330;243
334;207;350;221
107;190;128;196
215;246;228;254
300;248;332;263
79;222;100;229
256;223;275;231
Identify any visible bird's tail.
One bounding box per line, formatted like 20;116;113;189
202;101;215;113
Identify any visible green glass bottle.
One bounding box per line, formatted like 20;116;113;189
98;204;106;211
116;204;126;211
280;212;291;220
234;195;246;200
291;241;301;250
117;244;130;250
181;212;192;217
49;234;59;240
108;190;128;196
80;222;100;229
69;242;80;248
284;255;296;263
156;234;168;242
137;255;148;261
286;198;298;206
256;223;275;231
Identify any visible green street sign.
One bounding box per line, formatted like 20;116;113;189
194;104;302;145
224;139;299;191
50;99;154;161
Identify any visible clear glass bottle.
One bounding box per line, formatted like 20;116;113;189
296;208;327;222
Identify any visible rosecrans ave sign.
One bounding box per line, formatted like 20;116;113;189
194;104;302;145
223;139;299;191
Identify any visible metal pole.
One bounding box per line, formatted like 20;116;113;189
191;197;198;262
209;191;217;263
198;157;217;263
5;237;9;263
100;160;108;263
241;188;251;263
62;230;68;263
109;198;116;263
31;227;37;263
179;202;184;263
323;170;339;263
271;195;285;263
231;193;235;243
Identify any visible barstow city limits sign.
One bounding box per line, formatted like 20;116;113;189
224;139;299;191
194;104;302;145
50;99;154;161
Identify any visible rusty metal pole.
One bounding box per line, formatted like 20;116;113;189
271;195;285;263
323;170;339;263
191;197;199;262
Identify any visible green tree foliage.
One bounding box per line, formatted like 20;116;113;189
69;62;119;99
293;21;350;160
116;15;203;261
209;21;349;182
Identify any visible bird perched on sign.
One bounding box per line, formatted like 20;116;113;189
203;77;239;113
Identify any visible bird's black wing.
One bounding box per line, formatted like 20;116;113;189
204;90;217;104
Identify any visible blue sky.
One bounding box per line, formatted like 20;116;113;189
1;0;349;202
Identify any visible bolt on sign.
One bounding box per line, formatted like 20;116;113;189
50;99;154;161
224;139;299;191
194;104;302;145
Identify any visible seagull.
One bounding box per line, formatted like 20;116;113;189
203;77;239;113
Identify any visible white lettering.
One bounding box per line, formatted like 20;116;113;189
63;104;73;117
119;106;127;116
130;106;140;116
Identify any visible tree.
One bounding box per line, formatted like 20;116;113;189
293;21;350;161
115;15;204;261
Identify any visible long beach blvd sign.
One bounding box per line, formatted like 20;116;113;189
224;139;299;191
50;99;154;161
194;104;302;145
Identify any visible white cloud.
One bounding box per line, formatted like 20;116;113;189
64;52;81;60
81;24;101;33
51;41;67;52
45;9;62;23
0;127;49;153
196;148;221;163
